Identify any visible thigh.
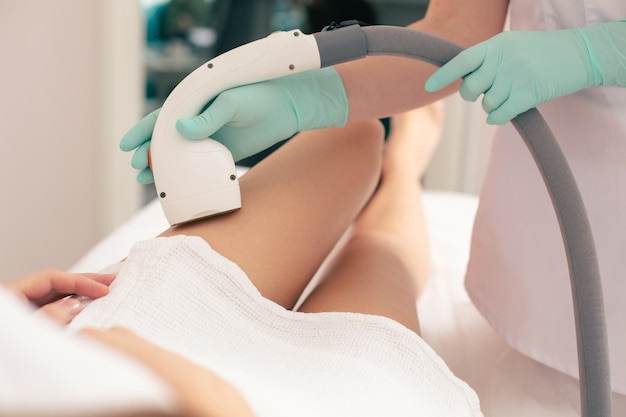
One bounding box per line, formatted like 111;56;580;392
161;121;384;309
297;231;422;334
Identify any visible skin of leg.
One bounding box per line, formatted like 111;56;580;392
297;104;444;335
159;120;385;310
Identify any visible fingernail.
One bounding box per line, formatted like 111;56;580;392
63;297;83;316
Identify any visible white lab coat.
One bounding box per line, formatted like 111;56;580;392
465;0;626;394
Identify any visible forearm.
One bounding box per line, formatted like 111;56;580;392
337;0;509;121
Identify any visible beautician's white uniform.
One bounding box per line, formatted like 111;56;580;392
465;0;626;394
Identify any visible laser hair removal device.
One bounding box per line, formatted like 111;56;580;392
150;30;327;226
151;24;610;417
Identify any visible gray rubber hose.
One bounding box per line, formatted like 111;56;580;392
314;24;612;417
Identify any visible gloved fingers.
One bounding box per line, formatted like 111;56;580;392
424;44;487;93
211;125;264;162
120;109;160;152
457;53;500;102
480;82;511;114
136;167;154;185
486;100;526;125
131;141;151;170
485;87;537;125
176;93;238;140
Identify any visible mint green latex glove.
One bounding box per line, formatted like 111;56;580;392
120;109;159;184
425;21;626;125
120;67;348;184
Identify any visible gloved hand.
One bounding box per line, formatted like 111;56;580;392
425;20;626;125
120;67;348;184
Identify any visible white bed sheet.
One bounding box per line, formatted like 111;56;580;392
70;190;625;417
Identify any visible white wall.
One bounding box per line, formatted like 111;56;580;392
0;1;143;281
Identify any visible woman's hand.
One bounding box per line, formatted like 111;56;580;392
3;269;115;324
81;327;257;417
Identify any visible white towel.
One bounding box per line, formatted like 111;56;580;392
68;235;483;417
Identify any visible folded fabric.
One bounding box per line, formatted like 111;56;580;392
68;235;484;417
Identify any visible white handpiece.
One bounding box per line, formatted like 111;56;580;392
151;29;322;225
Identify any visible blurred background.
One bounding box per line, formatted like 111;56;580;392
0;0;495;280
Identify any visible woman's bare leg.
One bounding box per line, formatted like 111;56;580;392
159;121;385;309
297;103;443;334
